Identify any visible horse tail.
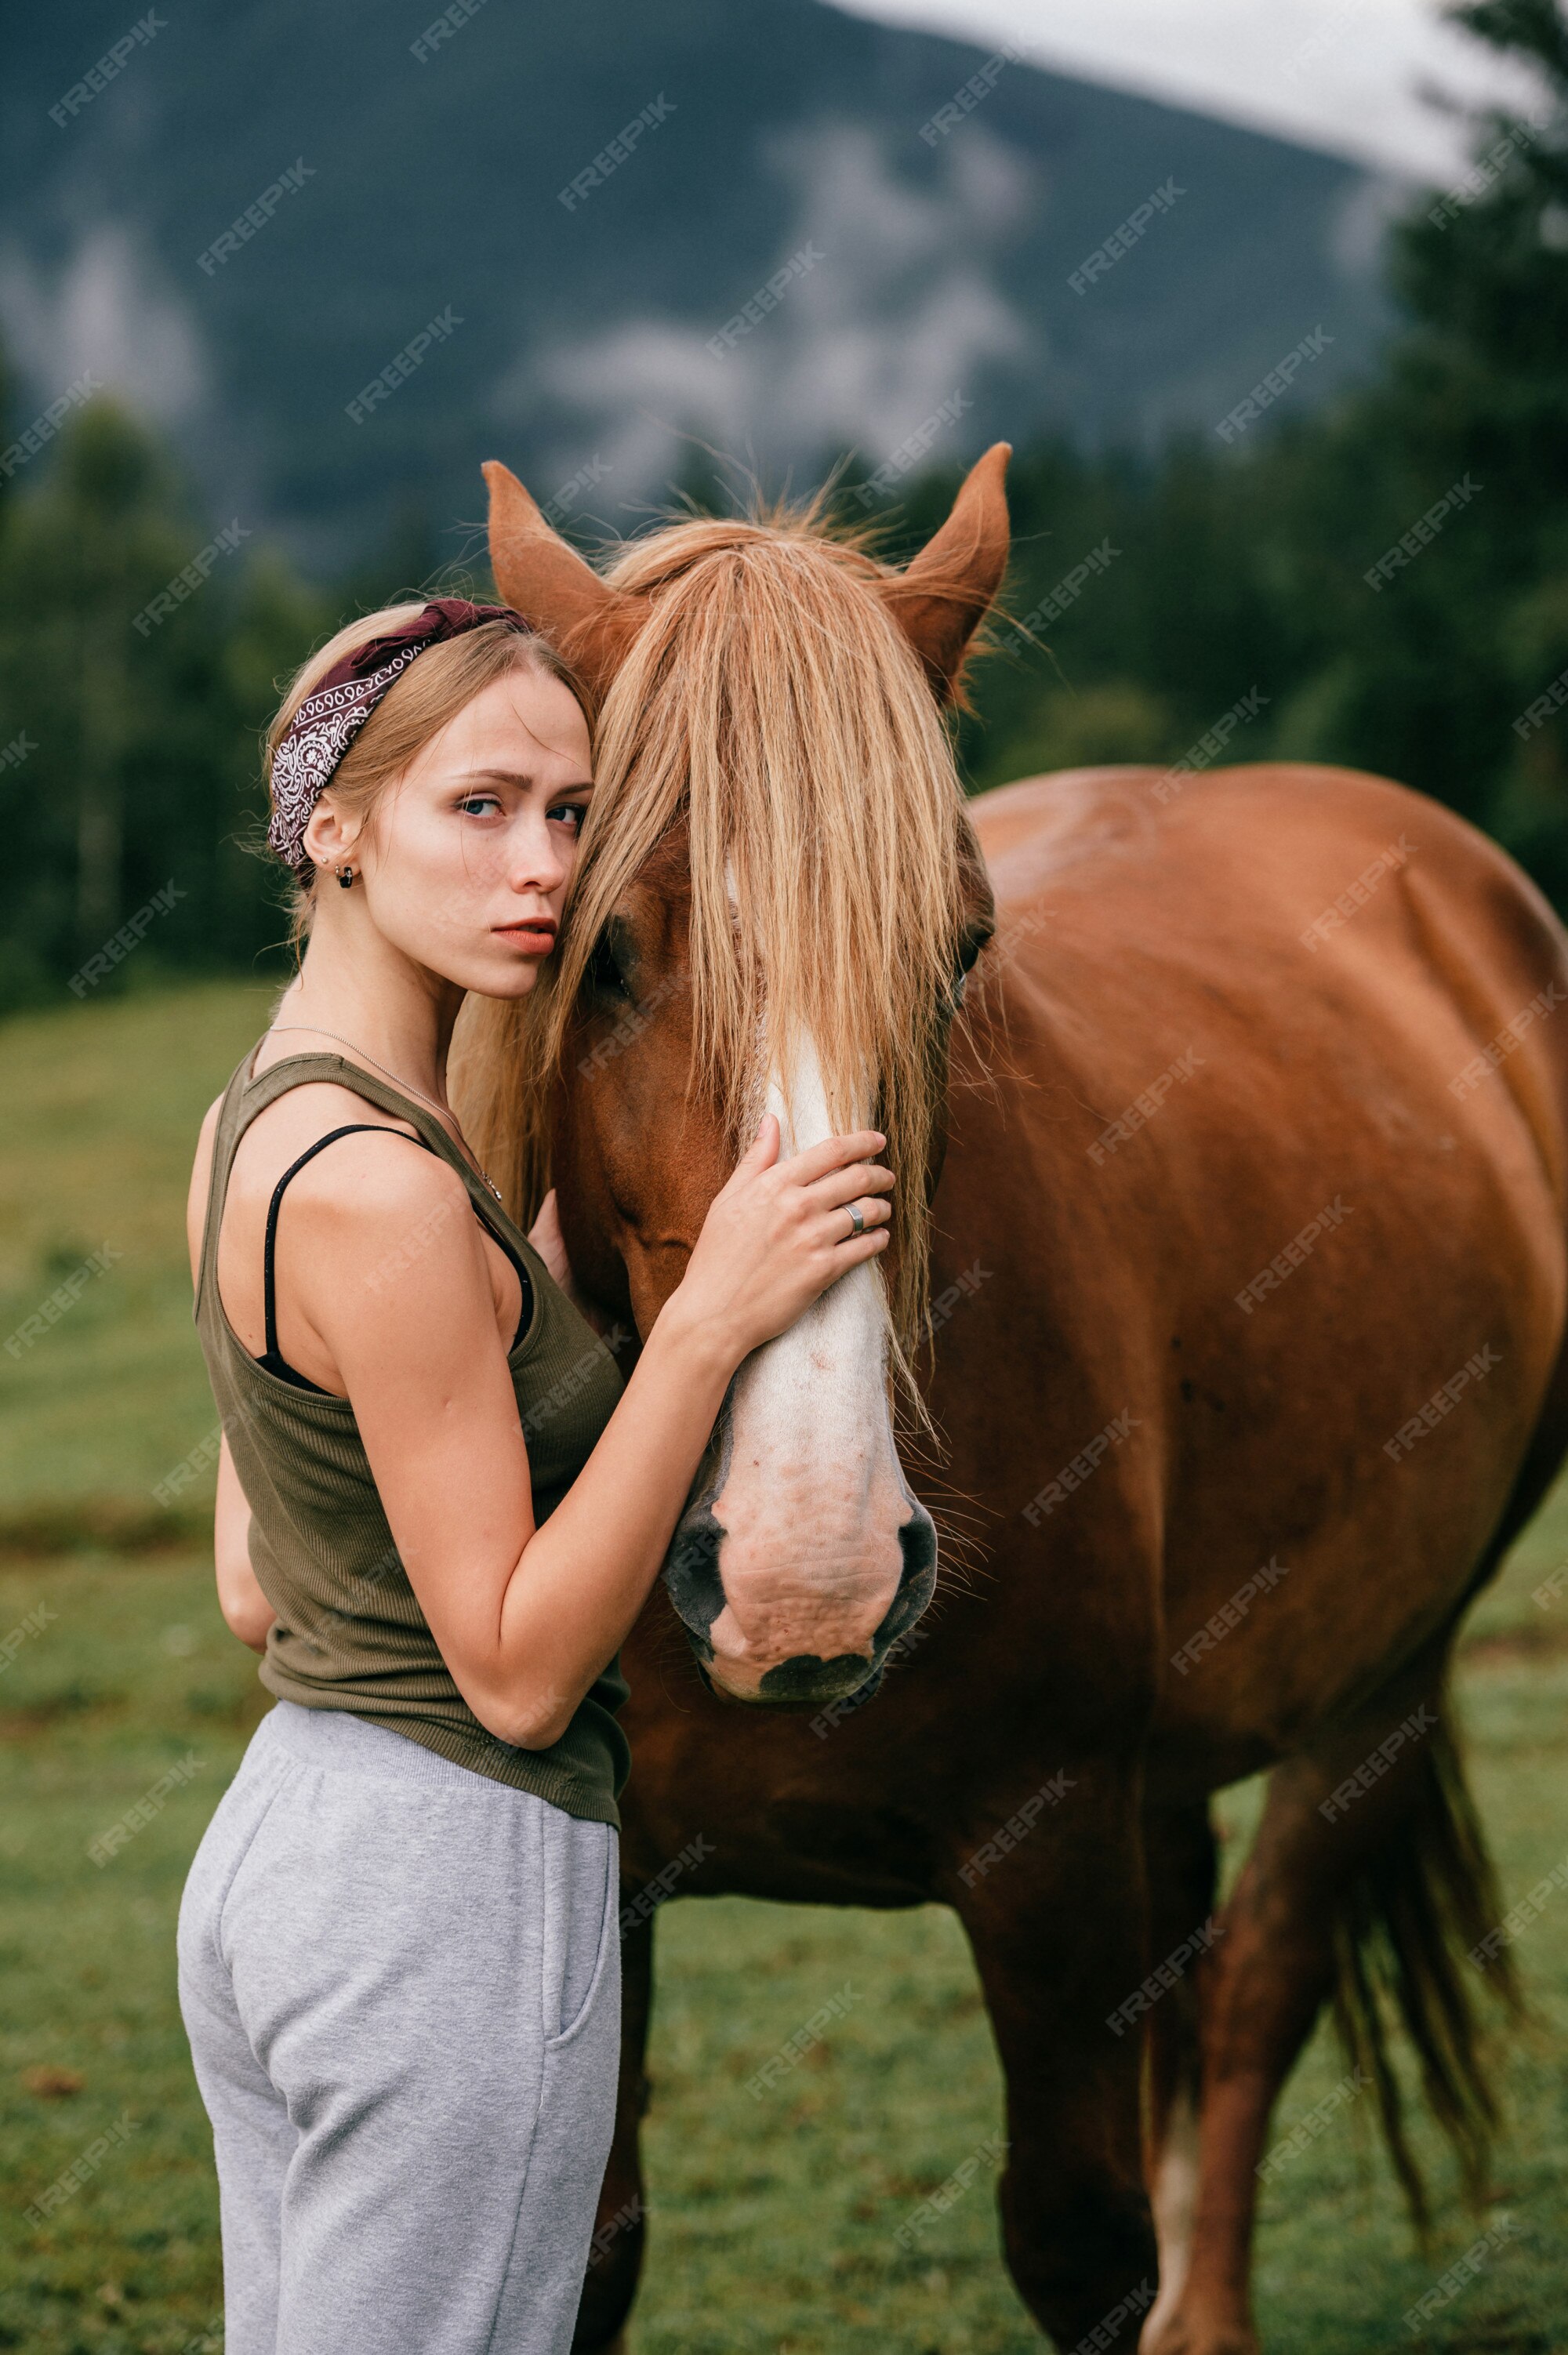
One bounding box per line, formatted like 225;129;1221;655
1325;1677;1524;2233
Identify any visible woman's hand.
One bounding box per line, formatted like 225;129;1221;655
527;1188;615;1335
665;1115;891;1365
525;1188;573;1295
214;1437;275;1655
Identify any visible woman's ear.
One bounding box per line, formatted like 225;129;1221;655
300;795;363;874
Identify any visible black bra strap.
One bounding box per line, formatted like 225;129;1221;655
260;1123;532;1388
263;1126;432;1367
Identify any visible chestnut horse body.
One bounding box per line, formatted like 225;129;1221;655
471;455;1568;2353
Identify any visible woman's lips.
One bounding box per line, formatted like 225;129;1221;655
492;922;557;953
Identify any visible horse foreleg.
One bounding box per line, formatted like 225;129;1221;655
956;1776;1160;2351
572;1910;655;2353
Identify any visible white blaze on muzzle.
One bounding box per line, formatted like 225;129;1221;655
670;1036;935;1702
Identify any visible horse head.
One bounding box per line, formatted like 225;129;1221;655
466;451;1008;1706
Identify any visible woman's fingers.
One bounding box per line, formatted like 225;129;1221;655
805;1161;894;1211
739;1112;782;1171
784;1129;886;1187
820;1191;893;1224
822;1196;891;1237
832;1228;891;1270
679;1119;898;1357
524;1188;572;1294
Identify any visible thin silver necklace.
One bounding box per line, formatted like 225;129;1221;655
266;1025;506;1204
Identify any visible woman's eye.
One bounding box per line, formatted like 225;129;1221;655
456;793;502;818
549;801;588;833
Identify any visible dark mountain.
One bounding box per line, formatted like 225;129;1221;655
0;0;1405;570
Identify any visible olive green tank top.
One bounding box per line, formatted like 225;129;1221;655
193;1047;631;1825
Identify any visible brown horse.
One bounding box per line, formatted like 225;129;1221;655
457;448;1568;2354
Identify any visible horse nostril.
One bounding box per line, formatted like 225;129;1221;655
873;1506;938;1649
663;1509;726;1656
898;1507;936;1588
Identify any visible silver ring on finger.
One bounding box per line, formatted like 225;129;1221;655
844;1202;866;1240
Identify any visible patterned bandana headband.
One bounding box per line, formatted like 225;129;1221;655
267;597;532;873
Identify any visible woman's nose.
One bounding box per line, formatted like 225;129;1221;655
509;822;568;896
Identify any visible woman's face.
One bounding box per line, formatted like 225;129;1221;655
315;660;593;998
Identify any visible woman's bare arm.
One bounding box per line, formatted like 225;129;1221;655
274;1115;891;1747
187;1098;276;1653
214;1437;274;1653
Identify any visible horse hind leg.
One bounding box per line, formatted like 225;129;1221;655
1142;1642;1520;2355
1140;1802;1220;2350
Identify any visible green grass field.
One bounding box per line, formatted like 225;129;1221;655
2;982;1566;2353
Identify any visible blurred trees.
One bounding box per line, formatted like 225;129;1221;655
1;2;1566;1011
0;400;328;1008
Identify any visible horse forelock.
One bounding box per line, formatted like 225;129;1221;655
619;519;971;1354
463;507;975;1359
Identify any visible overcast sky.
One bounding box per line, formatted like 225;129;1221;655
836;0;1547;180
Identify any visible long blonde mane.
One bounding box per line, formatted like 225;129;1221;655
458;503;973;1356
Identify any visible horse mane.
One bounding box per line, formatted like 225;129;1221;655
458;499;973;1359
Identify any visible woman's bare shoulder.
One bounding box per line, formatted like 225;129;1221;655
186;1094;227;1279
192;1080;463;1279
229;1083;457;1218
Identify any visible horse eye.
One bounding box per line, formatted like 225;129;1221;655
951;921;993;1009
587;932;631;1003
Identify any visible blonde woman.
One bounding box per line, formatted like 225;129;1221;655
178;598;892;2353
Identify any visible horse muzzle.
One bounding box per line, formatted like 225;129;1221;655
662;1475;937;1707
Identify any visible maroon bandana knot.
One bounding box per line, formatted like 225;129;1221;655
267;597;531;872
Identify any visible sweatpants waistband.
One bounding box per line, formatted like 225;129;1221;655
249;1698;561;1802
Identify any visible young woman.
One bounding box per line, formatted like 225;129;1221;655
178;597;892;2354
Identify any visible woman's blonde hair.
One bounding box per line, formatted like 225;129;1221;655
265;603;585;945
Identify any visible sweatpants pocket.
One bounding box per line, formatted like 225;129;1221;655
545;1821;618;2051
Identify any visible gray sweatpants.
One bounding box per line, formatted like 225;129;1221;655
177;1700;621;2354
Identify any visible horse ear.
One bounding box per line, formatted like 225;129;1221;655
482;460;647;709
881;442;1011;702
